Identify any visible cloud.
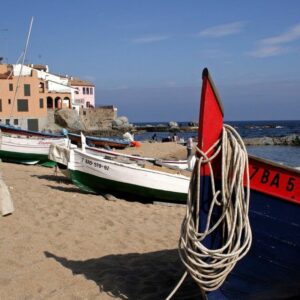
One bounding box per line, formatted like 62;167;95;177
250;23;300;58
261;23;300;45
249;45;289;58
132;35;170;44
197;22;245;37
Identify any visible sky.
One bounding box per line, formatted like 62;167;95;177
0;0;300;122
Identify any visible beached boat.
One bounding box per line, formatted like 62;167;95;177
172;69;300;299
0;132;67;166
68;132;131;149
67;147;189;202
0;124;65;138
49;139;193;181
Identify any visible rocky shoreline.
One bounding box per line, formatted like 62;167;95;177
133;125;198;133
48;110;299;146
243;134;300;146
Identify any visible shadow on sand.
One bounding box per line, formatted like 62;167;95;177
45;185;92;194
31;174;72;184
44;249;203;300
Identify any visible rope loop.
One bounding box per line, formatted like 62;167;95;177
166;124;252;299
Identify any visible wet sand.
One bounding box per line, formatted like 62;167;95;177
0;142;201;299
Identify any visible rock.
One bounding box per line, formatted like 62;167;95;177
103;193;119;201
41;122;63;133
272;134;300;146
244;134;300;146
112;116;133;130
168;121;178;128
55;109;85;131
244;137;274;146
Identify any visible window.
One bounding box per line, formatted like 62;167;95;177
39;82;45;93
8;99;11;104
86;101;90;108
14;119;18;125
86;87;90;95
83;87;86;94
17;99;29;112
0;99;2;112
9;83;13;91
39;98;44;109
24;84;31;96
5;119;10;125
90;88;93;95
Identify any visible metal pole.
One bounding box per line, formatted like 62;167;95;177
10;17;34;121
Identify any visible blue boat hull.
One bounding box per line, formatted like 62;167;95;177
205;181;300;299
194;68;300;300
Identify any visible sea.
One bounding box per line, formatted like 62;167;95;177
133;120;300;168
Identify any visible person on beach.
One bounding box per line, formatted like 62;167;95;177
172;133;178;142
186;137;193;158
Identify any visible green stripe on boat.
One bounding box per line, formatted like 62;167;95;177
0;150;54;166
69;169;187;203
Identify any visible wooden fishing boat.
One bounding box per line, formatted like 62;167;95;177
49;142;192;187
0;132;67;166
68;132;131;149
174;69;300;299
0;124;64;138
66;144;190;202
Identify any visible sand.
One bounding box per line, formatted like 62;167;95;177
118;141;188;160
0;142;201;300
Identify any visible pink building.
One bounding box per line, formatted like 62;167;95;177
70;78;95;110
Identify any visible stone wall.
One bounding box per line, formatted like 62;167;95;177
79;106;117;130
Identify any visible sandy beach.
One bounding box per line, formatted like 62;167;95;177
0;142;201;300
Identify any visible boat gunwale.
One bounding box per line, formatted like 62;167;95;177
1;133;66;142
249;154;300;175
68;132;131;145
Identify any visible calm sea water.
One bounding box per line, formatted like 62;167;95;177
133;120;300;167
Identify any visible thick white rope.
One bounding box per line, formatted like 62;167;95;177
166;124;252;299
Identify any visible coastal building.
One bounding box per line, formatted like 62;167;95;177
70;78;95;110
0;63;96;131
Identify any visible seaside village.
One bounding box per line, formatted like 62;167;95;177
0;60;201;298
0;62;127;132
0;61;299;299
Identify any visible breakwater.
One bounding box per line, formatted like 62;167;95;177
244;134;300;146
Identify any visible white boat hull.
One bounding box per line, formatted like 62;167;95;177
0;133;67;165
68;148;190;202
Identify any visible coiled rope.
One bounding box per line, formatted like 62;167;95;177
166;124;252;299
